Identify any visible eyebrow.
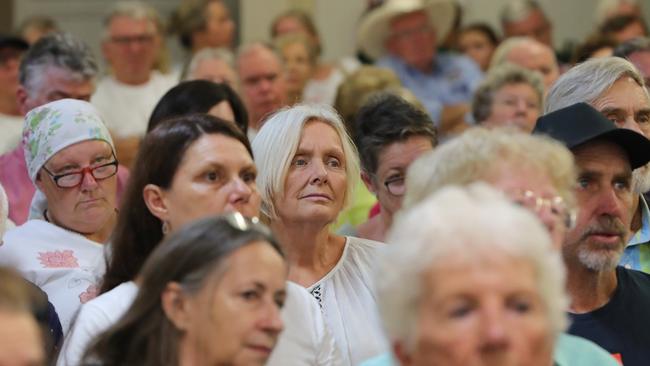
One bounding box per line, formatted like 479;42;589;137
599;107;625;115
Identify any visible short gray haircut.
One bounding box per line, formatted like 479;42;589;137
473;63;545;123
489;36;534;70
500;0;547;24
545;57;646;113
614;36;650;58
19;32;98;97
252;104;360;221
378;183;568;349
185;47;236;78
102;1;163;39
403;127;576;211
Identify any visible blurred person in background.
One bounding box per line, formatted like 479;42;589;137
236;43;287;138
614;37;650;87
596;0;642;26
0;35;29;154
183;47;238;89
490;37;560;92
92;1;176;169
599;14;648;43
473;63;545;132
571;34;618;64
274;33;317;104
457;23;500;72
271;9;360;106
501;0;553;47
16;16;59;45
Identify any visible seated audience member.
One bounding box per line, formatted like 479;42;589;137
274;33;317;104
500;0;553;47
271;9;360;106
596;0;642;26
16;16;59;45
352;93;436;241
253;104;387;364
0;267;48;366
0;99;118;334
92;1;176;168
236;43;287;138
545;57;650;272
183;47;238;89
534;103;650;365
490;37;560;91
172;0;235;54
60;115;340;365
457;23;500;72
405;128;575;250
83;214;287;366
358;0;483;135
472;63;544;132
572;34;618;64
148;79;248;134
0;33;129;226
0;35;28;155
614;37;650;87
368;184;616;366
599;14;648;43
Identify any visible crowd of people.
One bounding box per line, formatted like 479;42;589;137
0;0;650;365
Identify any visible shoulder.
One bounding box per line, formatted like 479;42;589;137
554;333;619;366
438;52;482;76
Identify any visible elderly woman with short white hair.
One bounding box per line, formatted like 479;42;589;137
0;99;118;334
363;184;618;366
253;104;386;365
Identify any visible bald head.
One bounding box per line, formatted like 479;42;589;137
505;38;559;89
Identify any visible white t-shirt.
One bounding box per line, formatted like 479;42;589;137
0;112;24;155
302;57;360;106
0;220;106;334
57;281;138;366
307;236;388;366
59;281;341;366
91;71;176;138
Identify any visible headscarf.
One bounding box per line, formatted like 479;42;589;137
22;99;115;220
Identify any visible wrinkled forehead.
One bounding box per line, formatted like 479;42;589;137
46;140;114;166
572;139;632;173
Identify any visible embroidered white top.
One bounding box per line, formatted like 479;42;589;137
0;220;106;334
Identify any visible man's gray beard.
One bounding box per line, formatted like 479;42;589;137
577;245;621;272
633;162;650;194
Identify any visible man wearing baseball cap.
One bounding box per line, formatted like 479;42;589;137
0;35;28;154
357;0;482;136
534;102;650;366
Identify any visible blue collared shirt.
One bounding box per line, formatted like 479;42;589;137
376;52;483;125
620;195;650;273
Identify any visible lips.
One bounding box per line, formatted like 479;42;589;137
246;344;273;355
300;193;332;201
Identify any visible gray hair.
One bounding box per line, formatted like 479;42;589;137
500;0;546;24
614;36;650;58
403;127;576;212
473;63;545;123
185;47;235;78
489;36;533;70
102;1;163;40
378;183;568;349
19;32;98;96
252;104;360;221
545;57;645;113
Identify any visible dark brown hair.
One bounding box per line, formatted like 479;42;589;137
101;114;252;294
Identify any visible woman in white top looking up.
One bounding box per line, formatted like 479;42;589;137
253;104;387;365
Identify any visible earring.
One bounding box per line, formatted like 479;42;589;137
162;221;170;235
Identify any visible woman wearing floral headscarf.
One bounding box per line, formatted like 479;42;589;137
0;99;119;334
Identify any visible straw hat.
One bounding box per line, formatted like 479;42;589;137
357;0;457;60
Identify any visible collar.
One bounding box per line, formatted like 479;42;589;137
628;194;650;246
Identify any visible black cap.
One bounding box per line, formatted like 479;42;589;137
0;35;28;51
533;102;650;170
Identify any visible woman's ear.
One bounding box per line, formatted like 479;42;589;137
161;282;192;331
143;184;169;222
360;170;377;195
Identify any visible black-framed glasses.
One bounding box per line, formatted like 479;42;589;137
383;175;406;197
42;154;119;188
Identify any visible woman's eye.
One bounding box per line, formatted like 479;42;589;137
242;171;257;183
327;158;341;168
293;158;307;166
206;171;221;182
241;290;260;301
449;305;471;318
509;300;532;314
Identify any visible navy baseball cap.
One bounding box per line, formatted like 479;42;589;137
533;102;650;169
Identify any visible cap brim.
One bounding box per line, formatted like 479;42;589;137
572;128;650;170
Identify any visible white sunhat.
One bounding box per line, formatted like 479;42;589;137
357;0;457;60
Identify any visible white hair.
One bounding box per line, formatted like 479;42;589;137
377;183;568;349
185;47;236;80
500;0;546;24
489;36;538;70
252;104;360;220
545;57;646;113
102;1;162;39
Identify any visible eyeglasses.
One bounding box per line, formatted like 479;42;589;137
506;189;576;228
373;174;406;197
42;155;119;188
110;34;155;46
